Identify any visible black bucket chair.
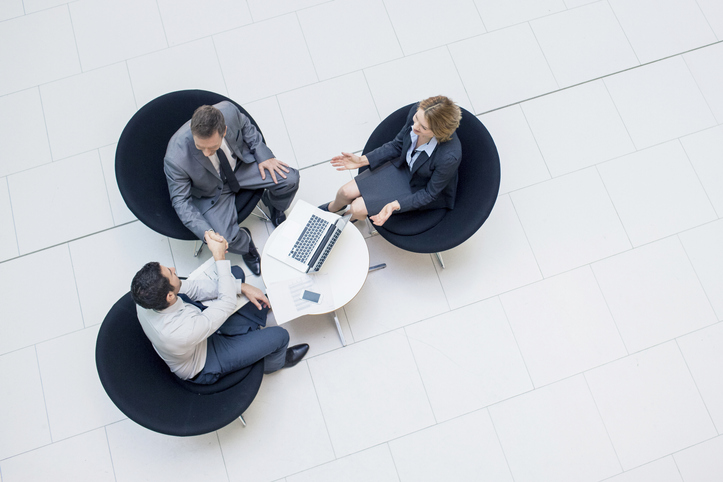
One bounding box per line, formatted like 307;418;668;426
361;103;501;267
115;90;266;251
95;293;264;436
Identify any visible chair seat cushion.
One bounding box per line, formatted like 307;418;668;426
380;208;448;236
176;365;254;395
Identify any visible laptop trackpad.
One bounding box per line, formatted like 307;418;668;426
280;220;303;241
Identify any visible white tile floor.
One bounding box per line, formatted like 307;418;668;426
0;1;722;481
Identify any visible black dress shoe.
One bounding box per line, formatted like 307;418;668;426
239;227;261;276
268;206;286;227
284;343;309;368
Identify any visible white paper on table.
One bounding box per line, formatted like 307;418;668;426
266;274;334;324
185;257;249;311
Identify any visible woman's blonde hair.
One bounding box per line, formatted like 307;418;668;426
419;96;461;142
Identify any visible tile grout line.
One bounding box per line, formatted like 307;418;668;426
4;176;21;258
673;338;720;434
582;372;625;474
103;426;119;482
65;243;87;328
33;345;54;445
304;359;338;460
96;147;118;227
589;263;631;356
497;297;536;390
65;2;84;73
400;327;438;425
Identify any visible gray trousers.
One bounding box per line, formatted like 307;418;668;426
204;163;299;254
191;302;290;384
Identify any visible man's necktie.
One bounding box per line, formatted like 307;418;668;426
178;293;207;311
217;149;241;193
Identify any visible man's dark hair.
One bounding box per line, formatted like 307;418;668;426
131;262;173;310
190;105;226;138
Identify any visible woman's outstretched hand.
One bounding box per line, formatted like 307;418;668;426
370;200;400;226
330;152;369;171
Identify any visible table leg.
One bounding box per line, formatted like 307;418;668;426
333;311;347;346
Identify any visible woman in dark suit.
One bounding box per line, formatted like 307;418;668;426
322;96;462;226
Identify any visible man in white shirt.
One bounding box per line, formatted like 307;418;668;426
131;230;308;385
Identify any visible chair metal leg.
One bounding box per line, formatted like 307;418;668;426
333;311;347;346
435;252;446;269
365;218;378;236
239;414;247;427
250;204;272;222
194;240;203;257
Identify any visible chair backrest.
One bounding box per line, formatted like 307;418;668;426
115;90;265;240
362;103;500;253
95;292;264;436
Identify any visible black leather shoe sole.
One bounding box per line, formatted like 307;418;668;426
284;343;310;368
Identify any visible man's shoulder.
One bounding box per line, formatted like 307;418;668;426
165;120;194;164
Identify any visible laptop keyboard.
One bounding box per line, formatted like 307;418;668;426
313;228;341;271
289;215;330;262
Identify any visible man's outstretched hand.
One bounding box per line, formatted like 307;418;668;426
204;230;228;261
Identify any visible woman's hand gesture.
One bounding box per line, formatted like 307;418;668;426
330;152;369;171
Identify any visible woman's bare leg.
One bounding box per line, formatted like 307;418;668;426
328;179;361;212
349;197;369;222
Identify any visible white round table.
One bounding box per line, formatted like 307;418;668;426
261;221;369;345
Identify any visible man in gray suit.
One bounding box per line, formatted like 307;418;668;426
165;102;299;275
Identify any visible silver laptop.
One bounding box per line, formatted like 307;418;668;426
267;200;353;273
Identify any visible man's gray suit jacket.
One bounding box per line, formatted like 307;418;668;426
164;101;274;240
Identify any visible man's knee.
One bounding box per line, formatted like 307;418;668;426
273;167;299;194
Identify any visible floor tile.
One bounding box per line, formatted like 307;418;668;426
40;63;137;161
0;178;19;262
0;87;52;177
586;342;716;470
592;237;717;353
0;6;80;96
521;80;635;176
389;410;514;482
364;47;473;119
531;2;639;87
106;420;227;482
679;220;723;320
0;429;114;482
678;323;723;433
681;126;723;218
478;106;550;194
473;0;566;31
69;222;174;327
384;0;485;55
127;38;228;108
98;144;136;226
343;235;448;341
0;347;50;460
9;150;114;254
449;23;558;113
604;457;682;482
217;364;334;482
674;435;723;482
277;72;379;167
0;245;83;354
489;375;621;482
156;0;252;46
696;0;723;38
297;0;402;80
435;194;542;309
215;14;318;104
405;298;532;422
245;96;302;169
36;326;125;442
292;162;354;210
286;444;398;482
604;57;716;150
0;0;23;21
308;330;435;458
69;0;167;71
500;266;627;387
608;0;716;63
598;141;717;246
246;0;331;21
684;43;723;124
511;167;631;277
